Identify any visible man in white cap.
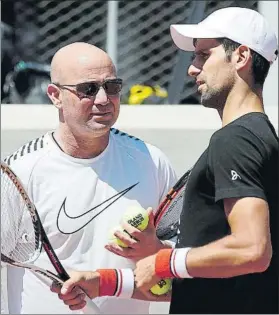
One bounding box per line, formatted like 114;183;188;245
133;6;279;314
47;7;278;314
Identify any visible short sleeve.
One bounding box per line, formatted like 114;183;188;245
208;125;267;202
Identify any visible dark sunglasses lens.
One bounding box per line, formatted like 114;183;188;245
104;81;122;95
77;83;99;96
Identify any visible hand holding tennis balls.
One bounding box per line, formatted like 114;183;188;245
108;226;129;248
108;206;149;248
119;205;171;295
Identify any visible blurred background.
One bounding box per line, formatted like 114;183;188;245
1;0;277;106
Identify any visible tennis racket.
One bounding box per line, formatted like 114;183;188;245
155;168;192;240
1;161;101;314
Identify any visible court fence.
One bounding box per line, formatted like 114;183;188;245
8;0;258;104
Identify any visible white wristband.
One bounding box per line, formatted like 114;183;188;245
171;248;193;278
115;269;135;298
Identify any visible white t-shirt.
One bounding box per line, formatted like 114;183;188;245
2;129;177;314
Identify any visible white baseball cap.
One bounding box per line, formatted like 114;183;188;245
170;7;278;64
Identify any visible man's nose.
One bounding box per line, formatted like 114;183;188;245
188;63;201;78
94;87;109;105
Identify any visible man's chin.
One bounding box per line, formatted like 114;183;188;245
200;96;215;108
88;123;112;133
200;93;223;109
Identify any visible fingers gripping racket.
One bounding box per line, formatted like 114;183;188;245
1;162;101;314
154;168;192;240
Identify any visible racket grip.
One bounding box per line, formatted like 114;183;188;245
81;296;102;314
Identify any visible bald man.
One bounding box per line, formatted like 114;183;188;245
3;42;177;314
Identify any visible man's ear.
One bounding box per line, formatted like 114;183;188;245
47;84;62;109
235;45;252;71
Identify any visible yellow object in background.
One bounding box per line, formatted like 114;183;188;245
128;85;153;105
153;85;168;98
128;83;168;105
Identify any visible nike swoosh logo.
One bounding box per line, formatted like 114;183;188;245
56;183;139;234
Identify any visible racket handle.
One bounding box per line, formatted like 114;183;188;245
81;296;102;314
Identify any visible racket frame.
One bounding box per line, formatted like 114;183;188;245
154;169;191;227
1;162;67;279
1;162;101;314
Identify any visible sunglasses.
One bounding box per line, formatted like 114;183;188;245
54;78;123;97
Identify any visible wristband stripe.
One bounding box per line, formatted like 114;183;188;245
115;269;123;297
170;249;180;278
97;268;134;298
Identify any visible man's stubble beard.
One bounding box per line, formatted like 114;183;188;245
200;84;232;112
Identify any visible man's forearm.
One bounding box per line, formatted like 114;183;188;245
186;234;270;278
155;234;271;280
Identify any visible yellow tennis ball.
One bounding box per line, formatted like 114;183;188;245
108;226;128;248
150;279;172;295
122;206;149;231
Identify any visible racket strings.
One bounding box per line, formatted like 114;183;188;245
1;169;39;263
156;184;186;239
155;169;192;240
